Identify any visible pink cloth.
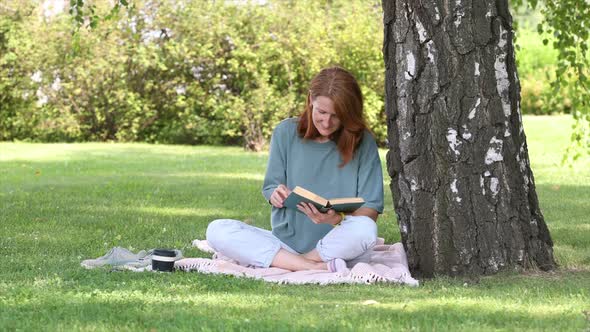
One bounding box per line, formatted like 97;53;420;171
174;239;419;286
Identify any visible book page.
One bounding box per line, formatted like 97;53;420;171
292;186;329;206
329;197;365;205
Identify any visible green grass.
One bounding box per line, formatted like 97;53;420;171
1;116;589;331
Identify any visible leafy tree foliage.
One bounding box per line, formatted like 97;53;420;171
512;0;590;160
1;0;587;153
0;3;36;140
0;0;385;149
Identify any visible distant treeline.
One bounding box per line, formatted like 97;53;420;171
0;0;568;149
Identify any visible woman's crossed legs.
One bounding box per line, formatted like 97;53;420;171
206;215;377;271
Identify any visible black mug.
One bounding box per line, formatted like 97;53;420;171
152;249;177;272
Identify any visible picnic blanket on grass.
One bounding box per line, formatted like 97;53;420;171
175;238;419;286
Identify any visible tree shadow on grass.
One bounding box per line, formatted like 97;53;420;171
2;147;589;315
2;171;269;226
1;170;272;283
535;183;590;268
2;288;587;331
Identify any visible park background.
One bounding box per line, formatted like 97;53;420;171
1;0;589;331
0;0;580;149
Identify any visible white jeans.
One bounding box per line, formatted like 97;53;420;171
206;215;378;268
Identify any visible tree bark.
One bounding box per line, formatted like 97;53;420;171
382;0;556;277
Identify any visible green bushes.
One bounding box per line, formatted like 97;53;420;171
0;1;573;148
0;0;385;149
516;26;574;115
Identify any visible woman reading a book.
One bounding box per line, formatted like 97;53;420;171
206;67;384;272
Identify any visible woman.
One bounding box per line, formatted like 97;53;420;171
206;67;384;272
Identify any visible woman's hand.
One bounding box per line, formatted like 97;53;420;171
297;202;342;226
269;184;291;208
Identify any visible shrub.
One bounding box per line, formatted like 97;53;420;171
1;1;576;148
516;24;574;115
0;0;387;149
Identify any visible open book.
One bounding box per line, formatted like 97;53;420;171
283;186;365;213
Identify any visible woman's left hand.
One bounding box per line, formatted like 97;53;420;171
297;203;341;225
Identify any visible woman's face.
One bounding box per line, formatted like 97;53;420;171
311;96;341;139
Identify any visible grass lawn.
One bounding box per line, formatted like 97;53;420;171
1;115;589;331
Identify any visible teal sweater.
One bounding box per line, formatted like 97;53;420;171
262;118;384;253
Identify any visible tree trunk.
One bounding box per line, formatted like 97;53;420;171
382;0;556;277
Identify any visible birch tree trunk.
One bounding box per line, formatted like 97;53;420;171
382;0;556;277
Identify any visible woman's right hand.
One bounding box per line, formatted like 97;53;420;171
270;184;291;208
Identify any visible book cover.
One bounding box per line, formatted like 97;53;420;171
283;186;365;213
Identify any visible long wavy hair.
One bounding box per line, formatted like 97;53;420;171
297;67;368;167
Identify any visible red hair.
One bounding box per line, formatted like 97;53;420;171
297;67;368;167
